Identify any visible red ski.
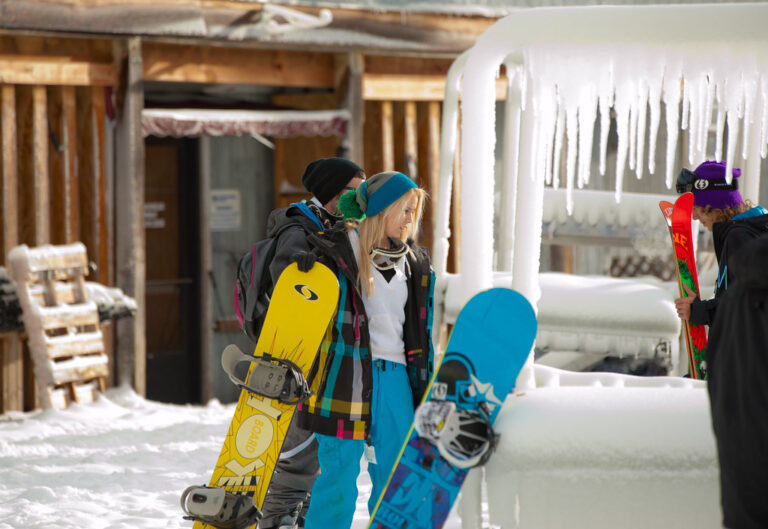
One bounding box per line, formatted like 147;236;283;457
659;193;707;379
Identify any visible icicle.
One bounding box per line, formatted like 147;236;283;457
635;79;649;180
681;77;691;131
725;110;739;184
714;80;726;162
565;105;578;214
702;73;715;160
578;85;598;188
663;69;682;188
629;86;639;172
647;77;662;175
614;87;631;202
741;72;758;161
598;62;615;177
690;74;707;163
552;98;566;189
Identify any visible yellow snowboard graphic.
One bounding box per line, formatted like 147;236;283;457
195;262;338;529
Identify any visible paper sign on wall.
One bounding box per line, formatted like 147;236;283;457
211;189;242;232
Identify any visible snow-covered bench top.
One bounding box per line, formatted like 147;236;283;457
482;365;717;528
440;271;680;358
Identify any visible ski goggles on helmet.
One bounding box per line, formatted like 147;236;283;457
676;168;738;194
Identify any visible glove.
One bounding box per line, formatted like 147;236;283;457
292;251;317;273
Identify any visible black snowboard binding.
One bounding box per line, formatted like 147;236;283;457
180;485;262;529
221;344;311;404
414;384;499;469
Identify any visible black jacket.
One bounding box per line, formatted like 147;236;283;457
265;202;340;287
690;208;768;326
707;233;768;529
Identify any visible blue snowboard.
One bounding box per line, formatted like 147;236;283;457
368;288;537;529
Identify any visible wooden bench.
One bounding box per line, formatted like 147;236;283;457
8;243;108;409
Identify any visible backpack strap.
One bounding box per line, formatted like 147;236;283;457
292;200;324;231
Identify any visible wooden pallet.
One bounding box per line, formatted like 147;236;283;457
8;243;108;409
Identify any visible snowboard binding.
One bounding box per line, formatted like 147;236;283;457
221;344;312;404
180;485;262;529
414;399;499;469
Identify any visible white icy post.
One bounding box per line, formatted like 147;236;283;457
459;49;501;303
432;52;468;347
511;70;544;392
497;59;523;276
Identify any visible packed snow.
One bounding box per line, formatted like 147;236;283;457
0;386;471;529
0;370;718;529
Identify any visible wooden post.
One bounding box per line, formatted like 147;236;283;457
417;101;441;252
2;84;18;261
404;101;418;181
114;37;146;395
63;87;78;243
381;101;394;171
33;86;49;245
1;84;23;412
335;53;364;165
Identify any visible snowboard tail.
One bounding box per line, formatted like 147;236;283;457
659;194;708;379
368;288;537;529
191;263;338;529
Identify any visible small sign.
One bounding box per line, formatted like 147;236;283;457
144;202;166;229
211;189;242;232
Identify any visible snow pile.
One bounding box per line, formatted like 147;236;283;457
485;365;718;529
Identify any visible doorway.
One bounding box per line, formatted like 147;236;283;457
144;137;201;403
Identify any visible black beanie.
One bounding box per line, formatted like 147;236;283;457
301;157;364;205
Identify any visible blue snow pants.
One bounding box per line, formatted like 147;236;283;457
305;359;415;529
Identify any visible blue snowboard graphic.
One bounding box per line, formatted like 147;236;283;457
368;288;537;529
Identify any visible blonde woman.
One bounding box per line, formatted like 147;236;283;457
291;171;435;529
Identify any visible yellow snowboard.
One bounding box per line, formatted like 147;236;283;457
194;262;338;529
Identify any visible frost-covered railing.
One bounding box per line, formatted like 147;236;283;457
435;3;768;389
8;243;109;409
434;4;768;527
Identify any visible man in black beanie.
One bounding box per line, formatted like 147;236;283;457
259;157;364;529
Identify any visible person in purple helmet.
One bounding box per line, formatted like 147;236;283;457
673;160;768;529
673;160;768;327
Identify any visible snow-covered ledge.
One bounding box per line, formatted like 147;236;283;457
482;365;717;529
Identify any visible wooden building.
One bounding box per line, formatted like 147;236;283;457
0;0;507;411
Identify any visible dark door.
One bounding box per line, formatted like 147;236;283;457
144;137;201;403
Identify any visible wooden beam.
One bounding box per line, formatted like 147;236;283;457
63;87;79;243
92;87;108;286
0;56;117;86
114;37;146;396
1;85;22;413
17;86;34;245
142;43;335;87
33;86;49;245
380;101;394;171
48;86;67;245
404;101;418;181
335;53;365;165
417;101;441;253
76;86;96;258
362;73;508;101
1;85;18;262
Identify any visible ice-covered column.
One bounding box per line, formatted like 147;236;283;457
496;58;523;275
459;49;503;302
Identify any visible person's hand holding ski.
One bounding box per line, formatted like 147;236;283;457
674;283;697;321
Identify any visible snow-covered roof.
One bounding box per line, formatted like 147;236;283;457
251;0;760;17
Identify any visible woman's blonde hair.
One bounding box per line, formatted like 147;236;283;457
347;187;426;297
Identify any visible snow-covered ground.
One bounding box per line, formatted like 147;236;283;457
0;370;719;529
0;387;466;529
